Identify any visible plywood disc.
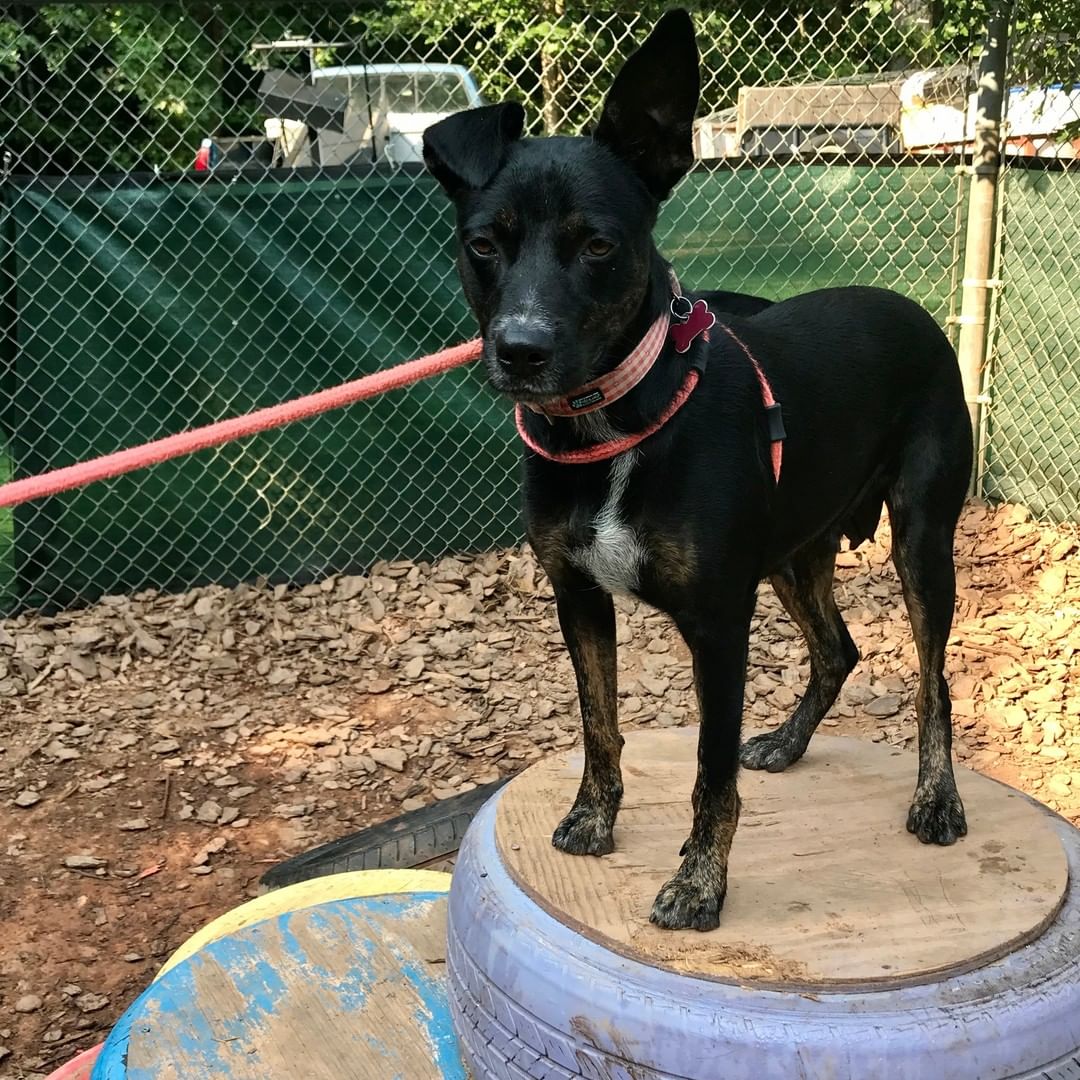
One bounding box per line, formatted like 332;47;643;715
494;729;1069;990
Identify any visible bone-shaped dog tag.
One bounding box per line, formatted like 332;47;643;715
670;299;716;353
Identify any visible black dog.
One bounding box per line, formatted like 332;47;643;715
423;10;971;931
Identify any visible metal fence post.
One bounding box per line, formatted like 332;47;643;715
955;3;1011;492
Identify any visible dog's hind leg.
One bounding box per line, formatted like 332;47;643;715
888;381;971;845
741;536;858;772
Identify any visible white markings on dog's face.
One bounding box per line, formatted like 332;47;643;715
514;287;557;333
569;436;646;594
491;286;557;341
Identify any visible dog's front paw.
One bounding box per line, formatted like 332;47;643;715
649;866;726;931
907;784;967;845
740;728;808;773
552;805;615;856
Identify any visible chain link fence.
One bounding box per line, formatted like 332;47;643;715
1;2;1077;614
979;26;1080;521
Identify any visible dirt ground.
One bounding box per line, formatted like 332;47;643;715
0;499;1077;1077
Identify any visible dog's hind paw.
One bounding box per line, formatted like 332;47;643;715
907;785;968;845
740;729;808;773
649;868;726;931
552;806;615;856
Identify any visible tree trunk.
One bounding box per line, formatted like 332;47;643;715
199;4;226;136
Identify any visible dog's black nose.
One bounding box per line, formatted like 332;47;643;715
494;324;555;378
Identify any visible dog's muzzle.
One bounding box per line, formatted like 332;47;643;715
493;323;555;382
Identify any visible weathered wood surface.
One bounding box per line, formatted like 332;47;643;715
496;729;1069;990
96;893;464;1079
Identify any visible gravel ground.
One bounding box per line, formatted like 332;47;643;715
0;499;1077;1076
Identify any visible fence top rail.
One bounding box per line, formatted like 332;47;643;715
14;151;1076;197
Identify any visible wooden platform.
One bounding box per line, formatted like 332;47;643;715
92;886;465;1080
495;729;1070;991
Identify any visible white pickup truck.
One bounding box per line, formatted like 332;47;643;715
309;63;485;165
201;62;485;171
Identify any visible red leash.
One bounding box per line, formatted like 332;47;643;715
712;321;784;484
0;301;783;510
0;339;483;509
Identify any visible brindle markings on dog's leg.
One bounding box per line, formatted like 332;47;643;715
529;521;571;570
888;454;969;845
550;584;623;855
533;524;624;857
648;534;697;590
652;776;740;931
652;600;753;930
741;537;859;772
902;590;967;843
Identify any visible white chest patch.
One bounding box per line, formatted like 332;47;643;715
569;450;647;594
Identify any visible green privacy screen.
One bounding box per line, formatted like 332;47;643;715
667;163;960;317
4;168;509;613
1;162;961;613
982;168;1080;523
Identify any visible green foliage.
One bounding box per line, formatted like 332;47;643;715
930;0;1079;83
361;0;975;135
1;3;380;172
0;0;1075;175
5;5;254;170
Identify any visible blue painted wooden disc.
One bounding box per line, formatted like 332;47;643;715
92;892;464;1079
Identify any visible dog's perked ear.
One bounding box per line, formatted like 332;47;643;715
593;9;700;200
422;102;526;197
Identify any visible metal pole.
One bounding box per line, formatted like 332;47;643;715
955;3;1010;490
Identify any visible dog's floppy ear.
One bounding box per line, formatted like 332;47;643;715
593;9;700;200
423;102;526;197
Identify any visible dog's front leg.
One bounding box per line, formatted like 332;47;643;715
550;581;623;857
651;598;754;931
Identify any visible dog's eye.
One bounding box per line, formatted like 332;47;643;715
584;238;615;259
467;237;497;258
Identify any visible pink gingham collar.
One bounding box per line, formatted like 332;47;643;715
523;309;668;418
524;272;709;419
513;274;784;478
